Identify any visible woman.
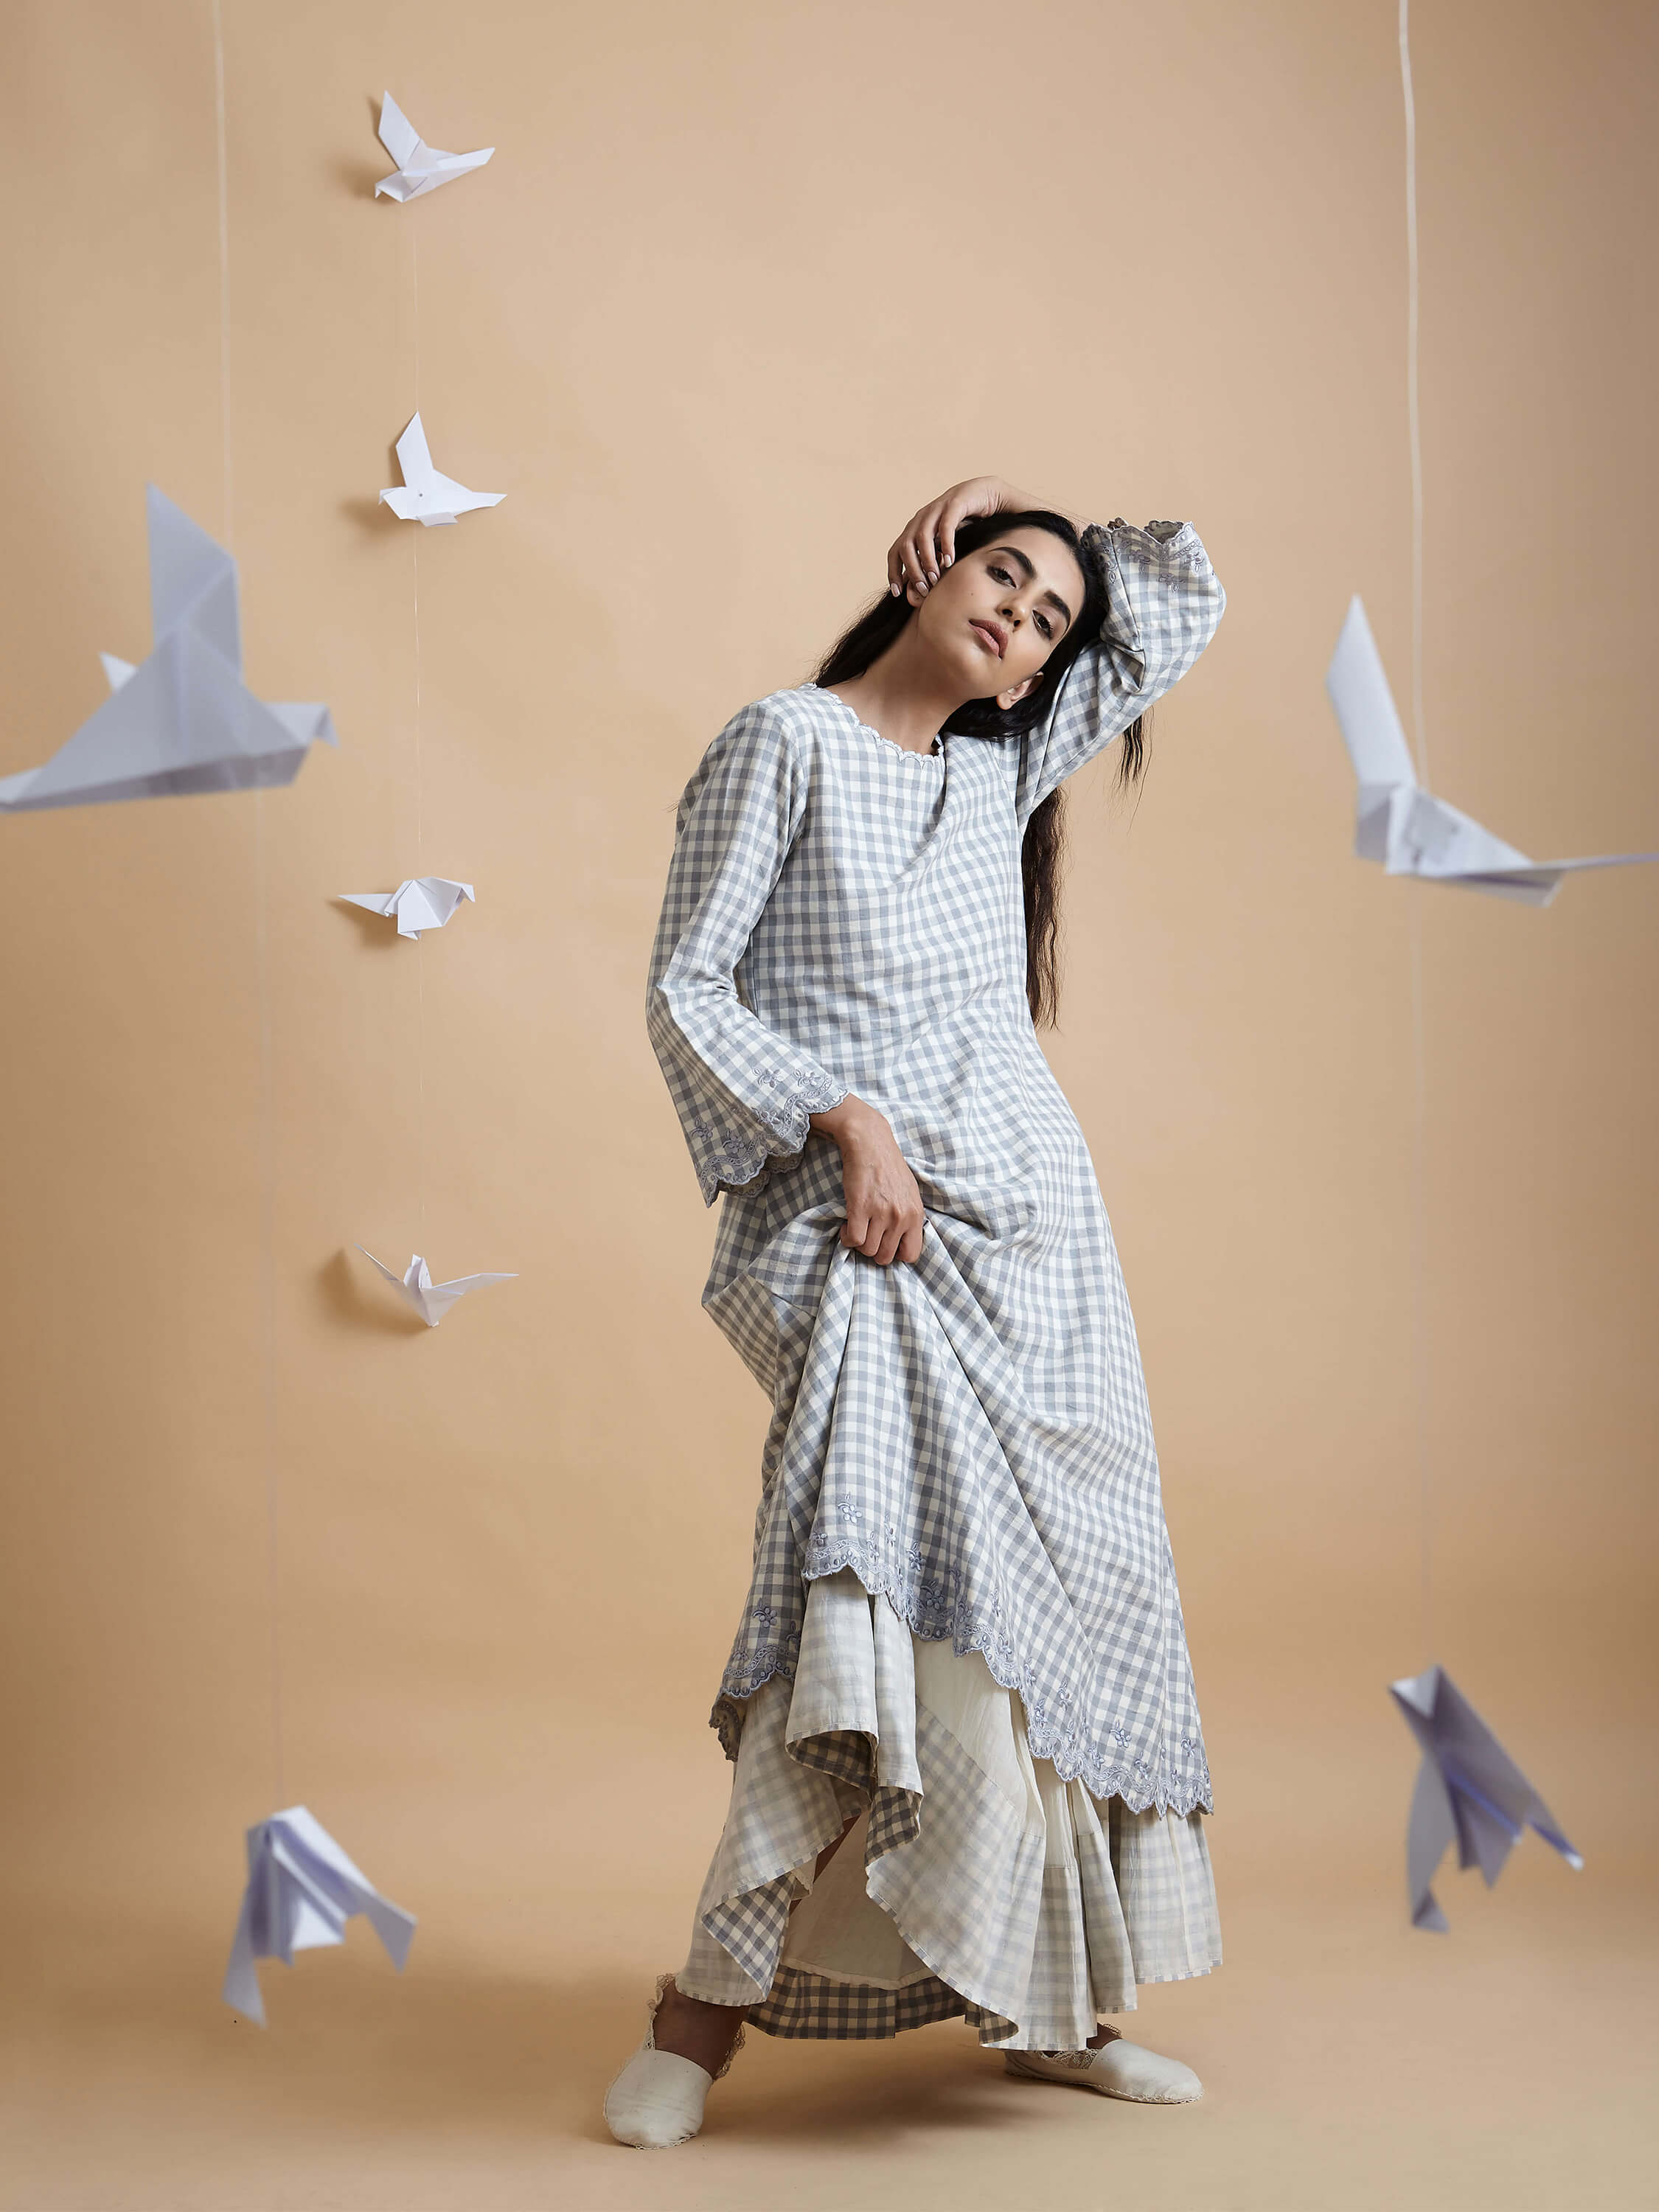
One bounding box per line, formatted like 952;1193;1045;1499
606;475;1226;2150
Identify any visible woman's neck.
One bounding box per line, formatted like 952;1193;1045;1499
824;631;968;755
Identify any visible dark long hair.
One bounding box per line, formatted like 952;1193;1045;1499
812;510;1145;1029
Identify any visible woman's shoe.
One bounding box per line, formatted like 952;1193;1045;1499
1004;2029;1202;2104
602;1971;748;2149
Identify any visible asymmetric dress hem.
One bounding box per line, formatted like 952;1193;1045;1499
647;514;1228;2048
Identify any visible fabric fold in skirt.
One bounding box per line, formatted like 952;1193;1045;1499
678;1566;1220;2051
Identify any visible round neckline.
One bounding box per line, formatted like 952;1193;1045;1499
806;681;943;761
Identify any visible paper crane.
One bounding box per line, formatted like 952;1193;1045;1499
223;1805;416;2027
1326;597;1659;905
379;414;504;528
0;489;336;814
339;877;475;939
358;1248;517;1327
374;93;494;202
1390;1665;1583;1931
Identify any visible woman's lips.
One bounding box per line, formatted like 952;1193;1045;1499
969;620;1004;658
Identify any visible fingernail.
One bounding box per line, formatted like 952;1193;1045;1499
928;570;938;582
942;554;953;567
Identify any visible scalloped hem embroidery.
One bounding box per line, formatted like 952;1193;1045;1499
709;1546;1214;1820
691;1070;852;1206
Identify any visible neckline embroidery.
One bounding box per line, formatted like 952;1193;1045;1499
805;681;944;762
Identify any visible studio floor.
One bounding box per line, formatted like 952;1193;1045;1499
6;1843;1655;2211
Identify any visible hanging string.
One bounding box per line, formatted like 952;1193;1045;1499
1399;0;1434;1660
214;0;286;1809
410;226;427;1250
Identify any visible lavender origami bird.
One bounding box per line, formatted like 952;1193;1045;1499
223;1805;415;2026
1390;1665;1583;1931
0;488;335;813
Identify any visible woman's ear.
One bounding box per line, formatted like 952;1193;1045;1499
996;672;1041;712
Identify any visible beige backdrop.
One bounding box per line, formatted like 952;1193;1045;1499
3;3;1655;2207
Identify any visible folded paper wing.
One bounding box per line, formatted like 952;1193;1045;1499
339;877;475;939
0;488;335;815
374;92;494;202
222;1804;416;2027
1325;597;1658;905
379;413;504;528
358;1247;517;1327
1389;1665;1582;1932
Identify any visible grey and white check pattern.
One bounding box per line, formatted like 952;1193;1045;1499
646;518;1225;1818
676;1566;1220;2050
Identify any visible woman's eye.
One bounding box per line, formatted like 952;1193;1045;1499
988;566;1012;585
1036;615;1052;638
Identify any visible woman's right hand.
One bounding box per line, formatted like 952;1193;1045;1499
809;1096;927;1266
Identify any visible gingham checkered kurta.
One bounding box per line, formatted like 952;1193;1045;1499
647;518;1225;1842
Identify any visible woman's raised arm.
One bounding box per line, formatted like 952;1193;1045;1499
1015;517;1225;824
883;479;1226;826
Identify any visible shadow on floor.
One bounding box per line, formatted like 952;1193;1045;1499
8;1929;1031;2153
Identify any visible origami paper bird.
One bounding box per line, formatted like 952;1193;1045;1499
223;1804;416;2027
1390;1665;1583;1932
0;488;336;815
374;92;494;202
358;1248;517;1327
379;414;504;528
339;877;475;939
1326;597;1659;905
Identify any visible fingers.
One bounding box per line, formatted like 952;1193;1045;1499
886;530;907;598
890;501;952;599
844;1205;928;1265
902;521;937;597
937;487;973;570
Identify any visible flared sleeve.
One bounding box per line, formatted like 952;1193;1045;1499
1015;517;1226;827
647;698;850;1207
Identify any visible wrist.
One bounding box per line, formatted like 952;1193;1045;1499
810;1093;883;1146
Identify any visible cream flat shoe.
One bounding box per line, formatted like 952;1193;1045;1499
602;1971;748;2149
1004;2031;1203;2105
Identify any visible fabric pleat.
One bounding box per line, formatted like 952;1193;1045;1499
679;1566;1220;2051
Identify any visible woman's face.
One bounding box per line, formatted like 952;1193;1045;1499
908;525;1088;709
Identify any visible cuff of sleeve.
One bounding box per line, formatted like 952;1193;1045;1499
696;1070;851;1207
1081;523;1144;674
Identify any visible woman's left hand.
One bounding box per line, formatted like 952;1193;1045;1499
886;476;1041;601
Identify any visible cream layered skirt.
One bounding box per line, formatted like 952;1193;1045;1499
678;1568;1220;2052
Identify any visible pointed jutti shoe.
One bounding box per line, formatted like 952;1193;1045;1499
602;1971;748;2149
1004;2027;1203;2104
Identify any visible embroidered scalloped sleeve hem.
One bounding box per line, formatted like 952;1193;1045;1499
647;696;855;1208
690;1067;852;1209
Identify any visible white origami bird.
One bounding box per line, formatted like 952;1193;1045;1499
358;1248;517;1327
1326;597;1659;905
339;877;475;939
223;1805;416;2027
1391;1665;1582;1932
379;413;504;528
0;488;336;814
374;92;494;202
